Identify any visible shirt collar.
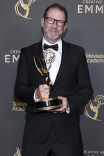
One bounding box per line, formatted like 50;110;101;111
42;37;62;53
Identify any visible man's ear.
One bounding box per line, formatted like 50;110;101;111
41;18;44;27
64;23;68;32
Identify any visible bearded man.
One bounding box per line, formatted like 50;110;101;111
14;3;93;156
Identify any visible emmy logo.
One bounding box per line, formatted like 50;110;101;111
13;147;22;156
84;95;104;121
15;0;36;19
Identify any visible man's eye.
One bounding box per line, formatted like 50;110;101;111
58;21;62;24
49;18;53;21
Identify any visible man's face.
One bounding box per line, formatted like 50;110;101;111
41;8;67;44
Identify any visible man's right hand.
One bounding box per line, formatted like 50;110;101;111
35;82;53;99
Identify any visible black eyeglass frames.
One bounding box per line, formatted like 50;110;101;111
45;17;65;27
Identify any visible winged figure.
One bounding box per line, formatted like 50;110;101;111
15;0;36;19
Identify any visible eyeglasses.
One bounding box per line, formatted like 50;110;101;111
45;17;65;27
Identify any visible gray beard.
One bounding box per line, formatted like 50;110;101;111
45;31;61;42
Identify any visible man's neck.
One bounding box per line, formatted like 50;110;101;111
43;36;61;44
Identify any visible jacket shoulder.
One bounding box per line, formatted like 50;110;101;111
63;40;85;52
21;41;41;52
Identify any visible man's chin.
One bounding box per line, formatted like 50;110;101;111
48;35;60;41
49;37;59;42
45;33;60;42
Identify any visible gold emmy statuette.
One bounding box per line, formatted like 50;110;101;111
33;50;60;111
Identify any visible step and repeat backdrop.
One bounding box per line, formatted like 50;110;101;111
0;0;104;155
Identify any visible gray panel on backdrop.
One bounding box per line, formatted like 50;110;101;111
0;0;104;155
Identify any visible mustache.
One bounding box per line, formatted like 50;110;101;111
49;28;58;31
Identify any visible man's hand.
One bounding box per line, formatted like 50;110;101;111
49;96;69;113
35;82;52;99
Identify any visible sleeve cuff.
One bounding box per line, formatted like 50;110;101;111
66;106;70;114
34;89;40;102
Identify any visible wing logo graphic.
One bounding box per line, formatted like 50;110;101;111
84;95;104;121
15;0;36;19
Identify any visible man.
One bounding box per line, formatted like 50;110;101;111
14;3;93;156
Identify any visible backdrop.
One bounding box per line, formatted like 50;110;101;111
0;0;104;155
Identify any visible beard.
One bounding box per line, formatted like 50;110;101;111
43;25;64;42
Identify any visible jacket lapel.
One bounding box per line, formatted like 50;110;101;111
33;40;43;72
54;40;71;85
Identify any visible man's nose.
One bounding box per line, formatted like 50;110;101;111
52;21;57;28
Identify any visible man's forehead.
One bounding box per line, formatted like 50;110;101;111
46;8;66;21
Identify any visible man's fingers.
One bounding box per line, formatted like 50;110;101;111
49;96;69;113
49;81;53;85
58;96;67;101
39;84;50;89
49;108;66;113
54;107;65;112
36;84;50;99
58;96;64;100
39;84;50;93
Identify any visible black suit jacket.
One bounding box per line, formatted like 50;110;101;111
14;40;93;143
